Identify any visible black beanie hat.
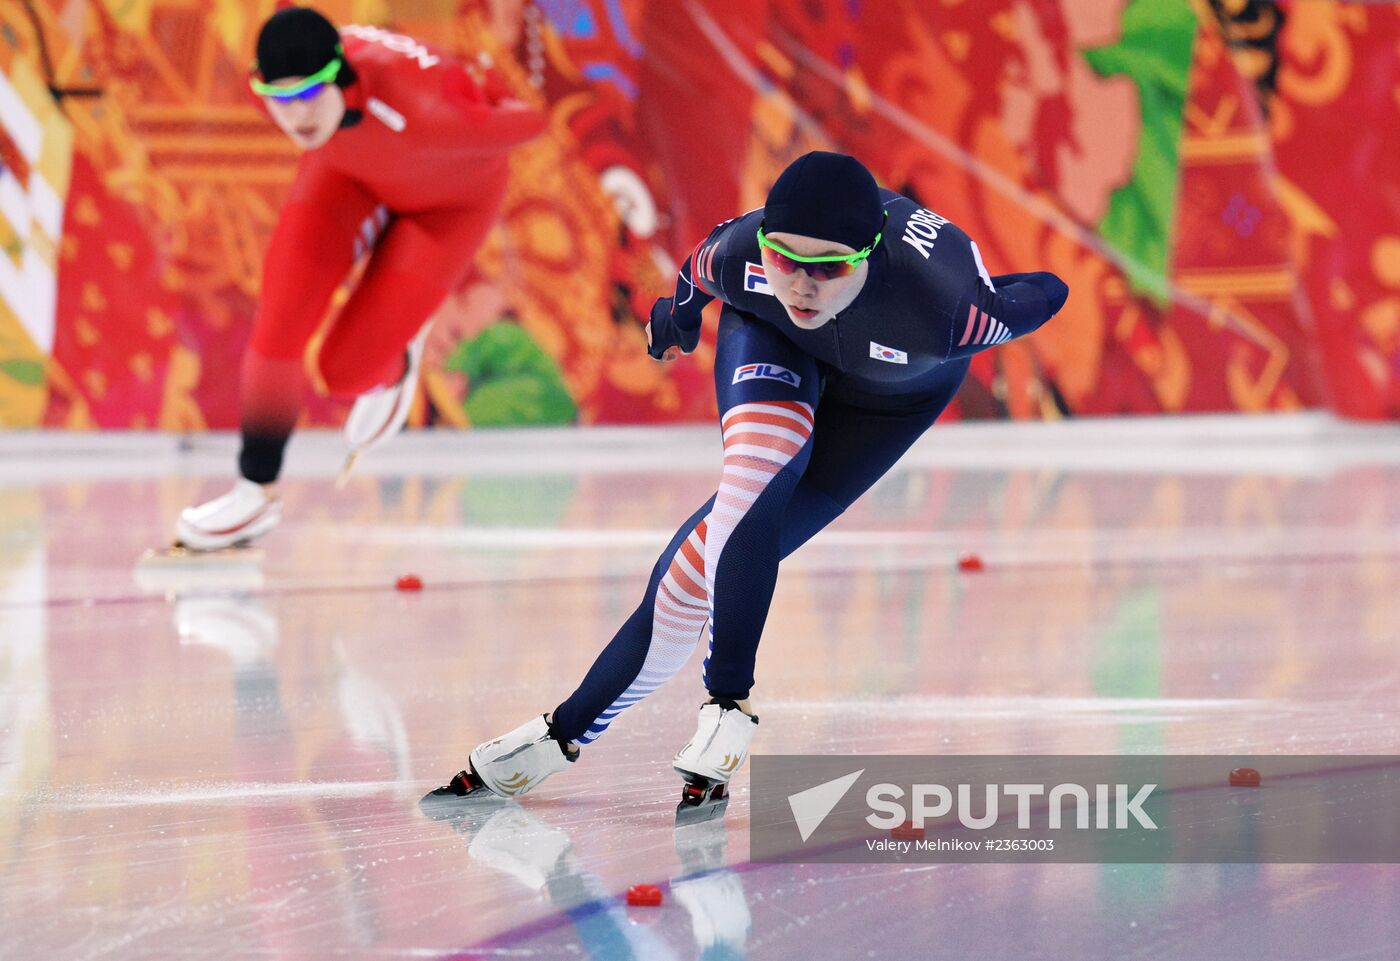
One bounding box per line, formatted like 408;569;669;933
763;152;883;251
255;6;344;83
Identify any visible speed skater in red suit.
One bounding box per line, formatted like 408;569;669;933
173;6;544;552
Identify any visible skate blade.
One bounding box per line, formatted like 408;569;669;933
418;770;499;819
675;780;729;827
136;544;264;568
335;451;361;490
419;787;500;819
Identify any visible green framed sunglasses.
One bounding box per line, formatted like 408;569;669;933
250;49;344;101
756;217;884;280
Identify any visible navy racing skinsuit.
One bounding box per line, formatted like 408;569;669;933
551;188;1069;743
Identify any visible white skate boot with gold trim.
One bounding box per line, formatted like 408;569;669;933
673;699;758;825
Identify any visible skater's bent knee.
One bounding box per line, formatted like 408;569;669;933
318;345;401;397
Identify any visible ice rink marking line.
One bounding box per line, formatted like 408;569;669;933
3;545;1392;612
765;696;1287;718
45;780;419;809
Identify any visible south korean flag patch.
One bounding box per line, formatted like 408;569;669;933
869;342;908;365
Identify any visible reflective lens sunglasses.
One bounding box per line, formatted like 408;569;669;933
250;51;343;101
756;216;884;281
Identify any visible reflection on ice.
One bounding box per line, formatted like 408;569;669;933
421;800;752;960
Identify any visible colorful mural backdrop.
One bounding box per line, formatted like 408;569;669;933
0;0;1396;429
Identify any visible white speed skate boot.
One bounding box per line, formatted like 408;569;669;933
172;479;281;552
339;323;430;484
422;715;577;806
673;699;759;825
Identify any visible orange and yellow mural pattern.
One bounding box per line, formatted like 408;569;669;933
0;0;1396;429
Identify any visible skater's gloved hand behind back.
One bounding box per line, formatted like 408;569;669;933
645;296;701;363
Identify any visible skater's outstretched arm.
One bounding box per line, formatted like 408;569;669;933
945;270;1069;361
338;26;547;156
989;271;1070;317
646;243;719;361
646;213;760;361
415;74;547;154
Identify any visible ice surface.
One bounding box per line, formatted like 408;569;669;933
2;414;1398;959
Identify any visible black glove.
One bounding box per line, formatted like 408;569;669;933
646;297;702;361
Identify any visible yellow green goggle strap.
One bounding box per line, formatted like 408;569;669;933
249;47;344;98
756;214;885;266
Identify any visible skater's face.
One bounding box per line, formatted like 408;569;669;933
759;231;870;330
262;78;346;150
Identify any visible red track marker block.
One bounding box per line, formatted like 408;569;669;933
891;821;925;841
1228;767;1261;787
626;884;663;907
395;574;424;592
